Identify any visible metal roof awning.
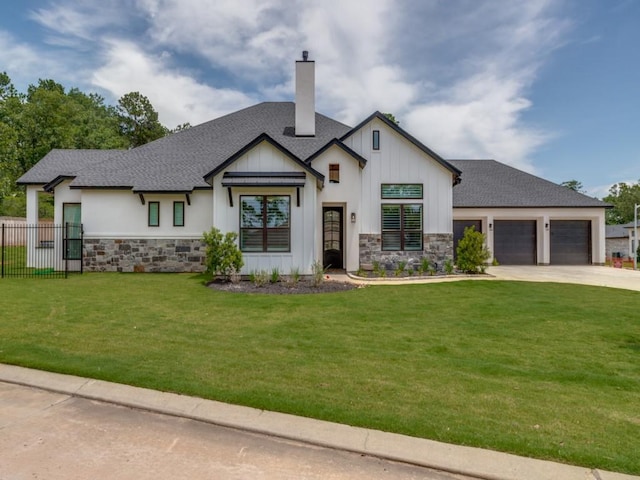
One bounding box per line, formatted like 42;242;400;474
221;172;307;187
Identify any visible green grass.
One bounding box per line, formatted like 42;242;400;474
1;274;639;474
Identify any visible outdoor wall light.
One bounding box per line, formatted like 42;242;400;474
545;223;549;230
489;222;493;231
351;212;356;223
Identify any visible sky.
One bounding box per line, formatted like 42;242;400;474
0;0;638;199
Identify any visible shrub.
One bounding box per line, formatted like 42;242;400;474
394;261;407;277
444;258;454;274
250;270;268;286
456;226;490;274
311;261;325;286
287;267;300;285
202;228;243;281
270;267;280;284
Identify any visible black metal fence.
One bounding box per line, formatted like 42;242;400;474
1;222;83;278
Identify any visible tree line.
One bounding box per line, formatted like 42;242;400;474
562;179;640;225
0;72;182;217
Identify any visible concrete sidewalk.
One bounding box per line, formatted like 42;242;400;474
0;364;637;480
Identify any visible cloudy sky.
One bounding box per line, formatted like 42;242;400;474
0;0;638;198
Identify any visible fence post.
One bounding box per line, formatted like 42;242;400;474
1;223;5;278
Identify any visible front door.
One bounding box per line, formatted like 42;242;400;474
323;207;343;269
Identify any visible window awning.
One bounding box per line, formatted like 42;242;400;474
221;172;306;187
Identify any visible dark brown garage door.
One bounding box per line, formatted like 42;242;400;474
550;220;591;265
453;220;482;260
494;220;537;265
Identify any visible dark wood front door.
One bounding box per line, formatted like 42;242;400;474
323;207;343;269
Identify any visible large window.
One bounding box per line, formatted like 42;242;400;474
240;195;290;252
381;204;423;251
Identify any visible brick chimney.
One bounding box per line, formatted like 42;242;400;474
295;50;315;137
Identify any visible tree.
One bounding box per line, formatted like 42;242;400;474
456;226;491;273
117;92;168;147
0;73;169;216
603;181;640;224
560;180;584;193
382;112;399;125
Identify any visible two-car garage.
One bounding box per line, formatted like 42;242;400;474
454;219;593;265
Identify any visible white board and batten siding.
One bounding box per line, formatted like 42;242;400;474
80;189;213;239
211;140;318;275
313;145;363;272
341;118;454;235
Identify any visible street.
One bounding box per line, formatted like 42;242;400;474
0;382;471;480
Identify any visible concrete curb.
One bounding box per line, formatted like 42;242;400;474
0;364;637;480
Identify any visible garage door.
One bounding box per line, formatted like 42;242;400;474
550;220;591;265
494;220;537;265
453;220;482;260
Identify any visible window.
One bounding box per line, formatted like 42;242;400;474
240;195;290;252
372;130;380;150
173;201;185;227
63;203;82;260
148;202;160;227
381;204;423;251
329;164;340;183
381;184;423;199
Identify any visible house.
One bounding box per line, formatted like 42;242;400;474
606;222;638;260
16;52;609;274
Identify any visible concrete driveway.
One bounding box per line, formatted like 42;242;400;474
487;266;640;292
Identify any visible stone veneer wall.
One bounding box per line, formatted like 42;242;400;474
84;238;206;273
359;233;453;272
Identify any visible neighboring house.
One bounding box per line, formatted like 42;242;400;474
16;53;610;274
606;222;639;259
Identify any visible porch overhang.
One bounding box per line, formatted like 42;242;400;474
221;172;307;187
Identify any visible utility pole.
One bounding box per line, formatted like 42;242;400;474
635;204;639;271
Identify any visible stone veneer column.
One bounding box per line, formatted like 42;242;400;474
358;233;453;272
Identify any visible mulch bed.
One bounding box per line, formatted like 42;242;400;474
207;278;359;294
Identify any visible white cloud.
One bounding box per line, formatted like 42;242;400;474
91;40;255;127
20;0;573;171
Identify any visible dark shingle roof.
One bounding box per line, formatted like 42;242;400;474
450;159;609;208
16;149;124;185
69;102;351;192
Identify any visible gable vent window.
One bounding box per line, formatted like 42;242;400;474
329;164;340;183
372;130;380;150
148;202;160;227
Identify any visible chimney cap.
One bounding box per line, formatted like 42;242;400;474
302;50;309;61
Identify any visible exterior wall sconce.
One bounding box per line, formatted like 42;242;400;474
351;212;356;223
545;223;549;230
489;223;493;231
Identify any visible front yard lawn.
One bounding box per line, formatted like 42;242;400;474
1;274;638;474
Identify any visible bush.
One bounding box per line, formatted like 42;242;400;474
456;226;490;274
202;228;243;281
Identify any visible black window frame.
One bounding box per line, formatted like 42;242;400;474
381;183;423;199
381;203;423;251
173;201;185;227
372;130;380;150
62;202;82;260
240;195;291;253
148;201;160;227
329;163;340;183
